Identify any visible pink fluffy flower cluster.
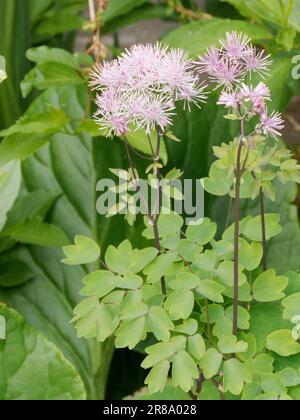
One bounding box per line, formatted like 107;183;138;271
91;44;207;136
197;32;284;139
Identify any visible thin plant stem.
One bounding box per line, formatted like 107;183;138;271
152;129;167;296
233;117;245;337
259;186;268;271
225;196;233;230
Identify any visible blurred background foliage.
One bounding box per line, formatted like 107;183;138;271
0;0;300;400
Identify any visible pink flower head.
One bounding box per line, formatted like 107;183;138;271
217;91;239;109
210;59;244;89
94;90;130;137
132;94;175;134
197;32;273;93
196;46;222;73
259;111;284;139
242;46;272;78
91;43;207;137
220;32;251;60
240;82;270;114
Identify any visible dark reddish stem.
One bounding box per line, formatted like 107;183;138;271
259;186;267;271
233;117;245;337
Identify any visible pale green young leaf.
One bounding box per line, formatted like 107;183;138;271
142;342;176;369
188;334;206;360
203;162;234;196
266;330;300;356
172;350;199;392
145;360;170;394
199;348;223;379
239;239;263;271
169;272;200;291
144;252;177;284
245;354;274;376
225;305;250;330
216;261;247;287
253;270;288;302
223;359;252;396
115;273;143;290
260;373;286;395
218;335;248;354
143;213;183;240
147;306;174;342
120;302;148;321
174;319;198;335
243;214;282;242
213;316;233;340
193;249;217;271
105;240;132;274
177;239;202;261
282;293;300;320
196;279;225;303
62;235;100;265
186;218;217;245
80;270;116;298
115;316;146;350
130;248;158;273
165;290;194;320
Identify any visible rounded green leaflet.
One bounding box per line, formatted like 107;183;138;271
216;260;247;287
171;350;199;392
266;330;300;357
239;239;263;271
62;235;100;265
115;316;146;350
282;293;300;320
196;279;225;303
199;348;223;379
187;334;206;360
253;269;288;302
145;360;170;394
250;303;291;352
223;359;252;396
164;289;195;320
186;217;217;245
169;272;200;291
142;342;176;369
105;240;133;274
242;214;282;242
146;306;174;342
115;273;143;290
0;304;86;400
80;270;116;298
218;335;248;354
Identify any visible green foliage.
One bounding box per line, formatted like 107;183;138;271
0;303;86;400
1;0;300;402
62;236;101;266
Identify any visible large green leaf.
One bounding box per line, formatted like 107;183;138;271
163;17;272;57
0;84;132;399
0;303;86;400
221;0;300;32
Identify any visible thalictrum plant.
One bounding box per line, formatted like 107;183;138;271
63;33;300;400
